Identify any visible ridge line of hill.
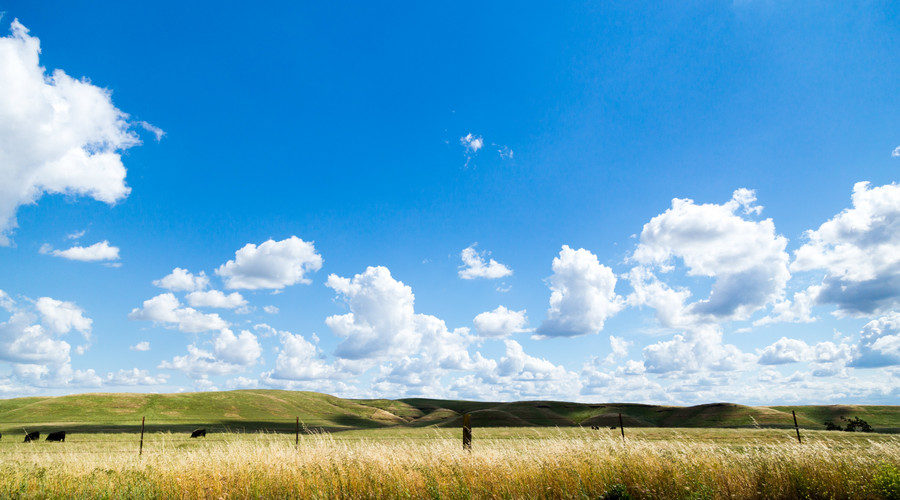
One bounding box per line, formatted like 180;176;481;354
0;390;896;434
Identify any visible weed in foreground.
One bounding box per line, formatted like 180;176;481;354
0;430;898;499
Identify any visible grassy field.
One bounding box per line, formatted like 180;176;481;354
1;391;898;498
0;427;899;499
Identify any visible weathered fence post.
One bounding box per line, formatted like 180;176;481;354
793;410;802;444
295;417;300;447
619;413;625;442
139;416;145;456
462;413;472;451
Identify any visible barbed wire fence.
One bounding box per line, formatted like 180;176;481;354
0;417;325;455
1;417;486;457
0;409;821;456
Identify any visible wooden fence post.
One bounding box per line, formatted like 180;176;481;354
619;413;625;442
139;416;145;456
793;410;802;444
462;413;472;451
295;417;299;447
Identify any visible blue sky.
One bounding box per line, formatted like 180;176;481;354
1;1;899;404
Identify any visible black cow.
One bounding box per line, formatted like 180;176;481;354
24;431;39;442
46;431;66;442
190;428;206;438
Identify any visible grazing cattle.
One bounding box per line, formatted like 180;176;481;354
190;428;206;438
24;431;39;442
590;426;599;430
610;426;617;430
46;431;66;442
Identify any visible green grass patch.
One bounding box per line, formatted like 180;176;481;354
0;390;897;438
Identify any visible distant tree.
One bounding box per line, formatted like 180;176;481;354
843;416;874;433
824;421;843;431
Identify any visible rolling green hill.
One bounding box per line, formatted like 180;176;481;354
0;390;897;435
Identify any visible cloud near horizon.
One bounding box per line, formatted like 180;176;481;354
5;178;900;402
0;291;92;387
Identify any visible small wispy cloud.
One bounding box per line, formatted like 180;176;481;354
892;146;900;158
138;121;165;142
459;133;514;167
460;133;483;167
460;133;483;152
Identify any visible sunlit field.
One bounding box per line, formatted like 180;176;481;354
1;428;899;499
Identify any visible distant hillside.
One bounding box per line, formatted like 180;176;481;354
0;390;383;433
0;390;897;434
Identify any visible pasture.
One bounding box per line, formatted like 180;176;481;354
1;427;899;499
1;391;898;498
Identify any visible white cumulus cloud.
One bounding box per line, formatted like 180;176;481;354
535;245;624;338
473;306;530;337
216;236;323;290
852;312;900;367
755;336;852;377
185;290;247;309
212;329;262;366
643;326;754;375
581;357;663;403
792;182;900;317
262;329;335;382
757;337;812;365
105;368;168;386
326;266;474;387
603;335;632;364
449;340;582;401
159;345;241;378
0;291;96;386
628;188;790;329
39;240;120;262
129;341;150;351
34;297;92;336
458;244;513;280
0;20;149;245
153;268;209;292
128;293;229;333
226;376;259;389
159;330;261;379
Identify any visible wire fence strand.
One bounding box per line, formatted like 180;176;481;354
0;417;314;455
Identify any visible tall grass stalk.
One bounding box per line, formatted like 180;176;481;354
0;431;898;499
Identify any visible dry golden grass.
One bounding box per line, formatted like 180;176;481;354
0;428;898;499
